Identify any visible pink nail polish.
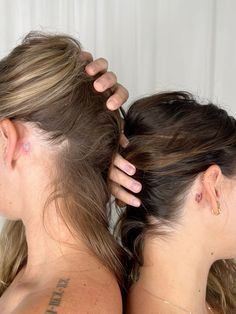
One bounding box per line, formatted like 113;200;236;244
132;199;141;207
107;100;116;110
131;182;142;193
124;164;135;175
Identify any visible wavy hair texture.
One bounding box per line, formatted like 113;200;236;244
118;92;236;313
0;32;124;295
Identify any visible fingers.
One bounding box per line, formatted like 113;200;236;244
120;133;129;148
110;166;142;194
110;154;142;207
84;56;129;110
107;83;129;110
115;199;126;208
93;71;117;92
113;153;135;175
80;51;93;62
85;57;108;76
111;182;141;207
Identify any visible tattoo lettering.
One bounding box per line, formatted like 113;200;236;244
45;278;70;314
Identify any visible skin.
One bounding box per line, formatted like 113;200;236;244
81;58;236;313
0;57;127;314
112;160;236;313
83;52;129;111
105;67;236;312
84;53;142;207
110;145;141;207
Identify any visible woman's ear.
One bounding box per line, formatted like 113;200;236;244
0;119;19;169
202;165;222;215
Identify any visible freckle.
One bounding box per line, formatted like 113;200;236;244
211;252;214;255
198;289;200;293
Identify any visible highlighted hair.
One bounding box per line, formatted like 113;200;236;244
0;32;124;294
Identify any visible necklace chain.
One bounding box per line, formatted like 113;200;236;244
143;288;213;314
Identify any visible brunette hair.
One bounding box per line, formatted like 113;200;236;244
0;32;124;294
118;92;236;313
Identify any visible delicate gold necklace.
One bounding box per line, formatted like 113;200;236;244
143;288;213;313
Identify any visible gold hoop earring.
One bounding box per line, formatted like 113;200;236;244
212;201;221;216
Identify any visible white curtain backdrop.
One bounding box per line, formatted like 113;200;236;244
1;0;236;113
0;0;236;225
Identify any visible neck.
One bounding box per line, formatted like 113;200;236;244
20;201;90;283
137;228;214;313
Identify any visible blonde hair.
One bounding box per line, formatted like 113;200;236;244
0;32;124;295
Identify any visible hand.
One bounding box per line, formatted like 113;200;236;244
82;53;141;206
109;118;141;207
82;52;129;110
110;152;142;207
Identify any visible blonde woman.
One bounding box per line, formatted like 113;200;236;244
0;32;128;314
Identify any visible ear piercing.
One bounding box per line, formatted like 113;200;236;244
212;200;221;216
196;192;221;215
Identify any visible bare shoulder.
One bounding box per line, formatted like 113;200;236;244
15;269;122;314
62;269;122;314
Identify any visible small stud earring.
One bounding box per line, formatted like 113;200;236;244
212;201;221;216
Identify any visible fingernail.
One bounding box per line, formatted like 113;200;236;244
130;181;142;193
85;65;95;75
124;164;136;175
107;100;117;110
122;137;129;148
94;80;104;91
132;198;141;207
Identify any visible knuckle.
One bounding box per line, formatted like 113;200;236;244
81;51;93;62
111;181;119;192
112;186;122;198
97;57;108;69
119;85;129;99
111;169;124;185
124;88;129;99
109;168;117;181
107;71;117;81
84;51;93;60
116;188;125;201
113;93;123;105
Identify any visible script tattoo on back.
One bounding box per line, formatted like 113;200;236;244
45;278;70;314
